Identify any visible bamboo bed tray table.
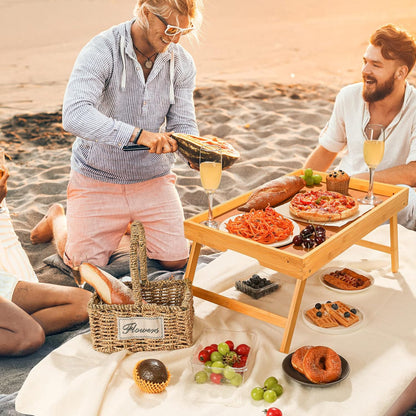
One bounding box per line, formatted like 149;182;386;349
183;170;409;353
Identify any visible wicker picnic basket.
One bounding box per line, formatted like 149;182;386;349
87;220;194;353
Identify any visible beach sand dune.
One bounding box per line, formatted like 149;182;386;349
1;81;336;284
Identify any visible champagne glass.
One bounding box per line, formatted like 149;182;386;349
358;124;386;205
199;144;222;228
0;150;7;213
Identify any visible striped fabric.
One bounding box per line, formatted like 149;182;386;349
0;205;37;283
63;19;199;184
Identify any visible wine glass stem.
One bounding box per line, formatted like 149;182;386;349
368;167;375;198
206;191;215;222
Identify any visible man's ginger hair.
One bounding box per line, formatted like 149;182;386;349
370;24;416;74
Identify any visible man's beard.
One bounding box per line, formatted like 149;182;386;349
362;74;395;102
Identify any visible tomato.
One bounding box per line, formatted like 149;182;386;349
210;372;222;384
225;340;234;351
265;408;283;416
204;345;217;355
198;349;210;362
210;343;218;351
235;344;250;356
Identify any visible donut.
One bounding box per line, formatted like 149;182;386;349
302;346;342;384
291;346;313;375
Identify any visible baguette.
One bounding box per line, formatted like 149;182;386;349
79;263;135;304
238;175;305;211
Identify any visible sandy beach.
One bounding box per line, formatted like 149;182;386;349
1;0;415;283
1;2;416;413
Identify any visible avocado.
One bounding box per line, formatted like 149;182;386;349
137;359;168;384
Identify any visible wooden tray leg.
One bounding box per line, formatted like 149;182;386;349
184;242;202;283
389;214;399;273
280;279;307;353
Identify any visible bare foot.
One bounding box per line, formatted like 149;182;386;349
30;203;65;244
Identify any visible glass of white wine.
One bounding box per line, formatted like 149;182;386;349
199;144;222;228
358;124;386;205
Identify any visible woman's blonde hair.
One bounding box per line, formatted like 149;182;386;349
133;0;203;36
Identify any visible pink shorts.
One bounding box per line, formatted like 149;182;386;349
64;171;189;268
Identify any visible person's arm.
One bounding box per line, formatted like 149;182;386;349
303;145;338;172
354;161;416;186
0;168;9;204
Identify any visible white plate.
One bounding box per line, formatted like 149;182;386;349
302;302;364;334
319;267;374;293
219;212;300;248
274;201;373;227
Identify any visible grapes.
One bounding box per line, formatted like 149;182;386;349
264;389;278;403
302;168;322;186
250;376;283;403
292;225;327;250
251;386;264;400
194;370;208;384
292;235;303;246
217;342;230;355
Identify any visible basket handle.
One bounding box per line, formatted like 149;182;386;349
129;220;149;303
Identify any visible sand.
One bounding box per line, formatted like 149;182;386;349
1;0;416;284
1;1;416;413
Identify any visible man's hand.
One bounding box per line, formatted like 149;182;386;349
0;168;9;204
138;131;178;154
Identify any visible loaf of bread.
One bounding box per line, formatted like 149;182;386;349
238;175;305;211
79;263;135;304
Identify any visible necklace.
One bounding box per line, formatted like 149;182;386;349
133;44;157;69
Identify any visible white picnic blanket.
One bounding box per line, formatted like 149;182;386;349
16;225;416;416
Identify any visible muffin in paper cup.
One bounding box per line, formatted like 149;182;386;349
133;359;171;394
326;170;350;195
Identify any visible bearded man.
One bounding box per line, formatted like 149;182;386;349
304;24;416;230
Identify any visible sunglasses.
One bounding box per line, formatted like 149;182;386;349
154;14;195;36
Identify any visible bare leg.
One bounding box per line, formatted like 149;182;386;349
30;203;67;258
158;258;188;271
0;296;45;357
12;281;91;335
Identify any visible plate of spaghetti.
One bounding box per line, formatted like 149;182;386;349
220;207;300;247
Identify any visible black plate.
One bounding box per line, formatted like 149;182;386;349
282;352;350;387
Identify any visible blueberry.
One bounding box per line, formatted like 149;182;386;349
344;312;351;318
350;308;357;314
315;303;322;309
316;311;322;317
331;303;338;310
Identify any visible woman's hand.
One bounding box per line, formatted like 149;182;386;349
138;131;178;154
0;168;9;203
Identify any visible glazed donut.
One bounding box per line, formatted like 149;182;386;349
302;346;342;383
291;346;313;375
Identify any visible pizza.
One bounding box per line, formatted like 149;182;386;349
289;190;359;222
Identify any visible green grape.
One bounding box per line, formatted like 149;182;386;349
264;389;278;403
218;342;230;355
304;168;313;178
230;373;243;387
204;360;213;373
223;366;236;380
272;383;284;397
210;351;223;362
251;386;264;401
194;370;208;384
305;176;314;186
264;376;279;389
312;174;322;184
211;361;225;374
